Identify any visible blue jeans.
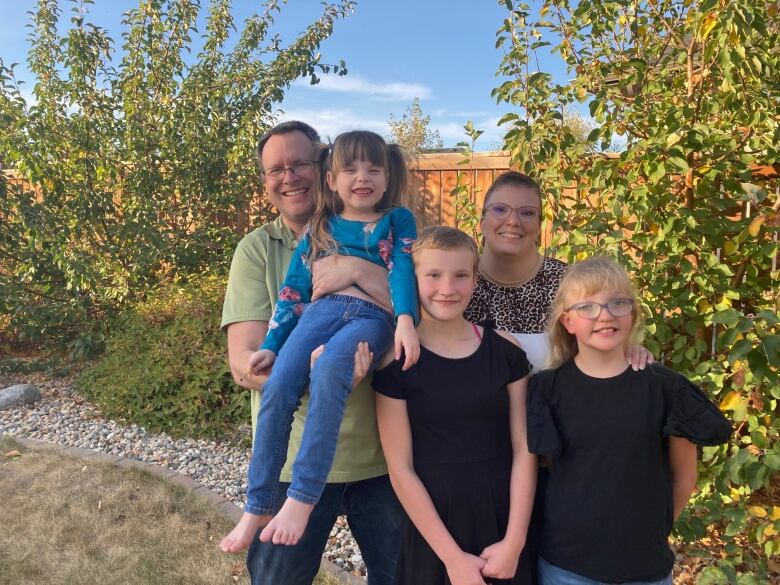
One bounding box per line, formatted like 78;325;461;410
245;294;394;514
539;557;673;585
247;475;403;585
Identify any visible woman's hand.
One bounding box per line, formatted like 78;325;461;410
479;539;522;579
626;344;654;370
445;551;488;585
310;341;374;388
394;314;419;371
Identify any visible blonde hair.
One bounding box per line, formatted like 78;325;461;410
307;131;409;264
547;256;644;369
412;226;479;274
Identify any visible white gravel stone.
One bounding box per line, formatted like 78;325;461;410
0;376;367;578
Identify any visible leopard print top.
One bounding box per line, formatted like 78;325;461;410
464;257;568;334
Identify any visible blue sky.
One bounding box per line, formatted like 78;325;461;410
0;0;565;150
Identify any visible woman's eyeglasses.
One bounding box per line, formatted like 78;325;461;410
261;160;314;180
483;203;540;222
565;298;634;319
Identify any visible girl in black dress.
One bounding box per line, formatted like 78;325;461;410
373;226;536;585
527;257;731;585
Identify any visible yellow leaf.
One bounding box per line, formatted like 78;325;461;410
698;299;712;312
719;391;743;412
771;507;780;521
764;525;776;538
700;13;718;40
749;215;765;237
723;240;737;256
666;132;681;147
729;488;741;502
749;506;768;518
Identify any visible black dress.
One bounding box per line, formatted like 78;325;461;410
527;361;732;583
373;327;532;585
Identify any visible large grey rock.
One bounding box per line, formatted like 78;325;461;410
0;384;42;410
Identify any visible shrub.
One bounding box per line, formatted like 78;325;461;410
494;0;779;579
77;274;247;439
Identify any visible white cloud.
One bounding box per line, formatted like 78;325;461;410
297;74;432;101
275;107;391;141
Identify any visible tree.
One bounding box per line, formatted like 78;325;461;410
494;0;778;580
387;97;444;153
0;0;354;354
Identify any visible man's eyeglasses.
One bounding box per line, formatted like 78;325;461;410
483;203;540;223
565;298;634;319
261;160;314;180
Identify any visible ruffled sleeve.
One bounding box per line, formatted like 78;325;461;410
526;371;562;456
663;373;732;446
372;359;408;400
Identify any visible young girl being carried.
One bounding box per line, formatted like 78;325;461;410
527;256;731;585
221;130;420;552
373;226;537;585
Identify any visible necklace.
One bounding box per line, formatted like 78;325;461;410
480;253;543;288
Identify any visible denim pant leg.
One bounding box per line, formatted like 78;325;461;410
244;302;343;515
342;475;404;585
539;558;672;585
287;304;393;505
246;481;342;585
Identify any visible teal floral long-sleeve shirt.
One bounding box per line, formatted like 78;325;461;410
261;207;418;354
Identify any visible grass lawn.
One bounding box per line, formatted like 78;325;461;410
0;436;342;585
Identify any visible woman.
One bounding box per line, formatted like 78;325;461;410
464;172;565;373
464;171;649;373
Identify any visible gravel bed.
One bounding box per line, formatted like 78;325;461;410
0;374;367;578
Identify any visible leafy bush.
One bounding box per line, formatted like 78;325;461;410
77;274;247;439
0;0;353;351
495;0;778;580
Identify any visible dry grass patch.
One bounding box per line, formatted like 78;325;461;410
0;437;343;585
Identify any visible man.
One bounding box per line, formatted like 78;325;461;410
220;121;402;585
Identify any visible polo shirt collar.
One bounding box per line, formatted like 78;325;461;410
265;215;300;250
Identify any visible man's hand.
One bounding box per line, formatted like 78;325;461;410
311;254;392;311
310;341;374;388
394;314;419;371
246;349;276;379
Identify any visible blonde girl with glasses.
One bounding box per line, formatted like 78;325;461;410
527;256;731;585
222;130;419;553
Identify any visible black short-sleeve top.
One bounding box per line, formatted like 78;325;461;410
526;361;731;583
373;327;530;465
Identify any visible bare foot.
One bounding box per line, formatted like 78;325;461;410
259;497;315;546
219;511;271;553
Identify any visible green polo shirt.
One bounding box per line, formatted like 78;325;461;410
221;215;388;483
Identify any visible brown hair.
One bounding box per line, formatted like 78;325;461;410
412;226;480;274
255;120;320;169
483;171;542;208
547;256;644;369
307;131;409;264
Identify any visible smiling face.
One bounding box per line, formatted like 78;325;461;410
415;248;477;322
559;288;635;357
260;130;317;229
327;159;388;220
480;184;541;258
